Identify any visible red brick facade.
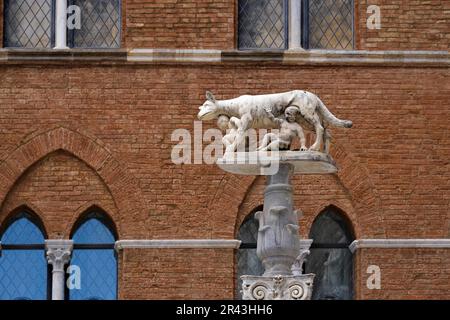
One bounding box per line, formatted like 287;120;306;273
0;1;449;300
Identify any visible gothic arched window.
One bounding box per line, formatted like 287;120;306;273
68;212;117;300
0;212;48;300
235;209;264;299
306;206;355;300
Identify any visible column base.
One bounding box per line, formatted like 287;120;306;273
241;274;315;300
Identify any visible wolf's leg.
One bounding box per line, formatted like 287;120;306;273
297;126;307;151
323;129;332;154
309;114;324;152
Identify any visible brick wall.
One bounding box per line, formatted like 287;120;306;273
0;61;448;299
355;248;450;299
124;0;235;49
357;0;450;51
119;248;235;299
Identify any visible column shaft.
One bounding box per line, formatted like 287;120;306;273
54;0;68;49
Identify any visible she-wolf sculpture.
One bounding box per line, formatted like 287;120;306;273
197;90;352;153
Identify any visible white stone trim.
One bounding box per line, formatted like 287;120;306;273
128;49;222;63
349;239;450;253
0;49;448;67
115;239;241;251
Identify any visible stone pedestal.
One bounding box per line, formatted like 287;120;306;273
217;151;337;300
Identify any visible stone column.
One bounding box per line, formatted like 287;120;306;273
54;0;68;49
241;164;315;300
46;240;73;300
257;163;300;276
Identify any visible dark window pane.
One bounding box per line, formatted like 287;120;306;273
0;216;47;300
69;216;117;300
306;0;354;49
70;0;120;48
3;0;53;48
235;212;264;299
238;0;288;50
306;208;354;300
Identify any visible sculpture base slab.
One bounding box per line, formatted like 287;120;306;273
217;151;337;176
241;274;315;300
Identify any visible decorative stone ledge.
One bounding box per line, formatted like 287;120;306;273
0;48;447;67
0;48;127;64
128;49;222;63
349;239;450;253
114;239;241;251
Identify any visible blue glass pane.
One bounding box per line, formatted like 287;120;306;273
72;218;115;244
1;217;45;244
0;250;47;300
68;249;117;300
69;217;117;300
0;216;47;300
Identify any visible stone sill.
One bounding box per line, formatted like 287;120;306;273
0;48;448;67
350;239;450;253
114;239;242;251
0;48;128;64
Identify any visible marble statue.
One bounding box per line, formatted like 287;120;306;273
257;106;307;152
198;90;353;154
197;90;352;300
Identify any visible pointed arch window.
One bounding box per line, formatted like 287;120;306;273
0;212;48;300
305;206;355;300
68;212;117;300
235;209;264;299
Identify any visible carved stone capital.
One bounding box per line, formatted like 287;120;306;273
45;240;73;272
241;274;315;300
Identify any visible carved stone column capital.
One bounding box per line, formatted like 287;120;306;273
241;274;315;300
45;240;73;272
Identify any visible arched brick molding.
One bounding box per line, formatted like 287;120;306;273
0;126;146;238
212;141;386;239
329;142;386;238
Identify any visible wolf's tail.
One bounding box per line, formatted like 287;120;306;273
317;98;352;128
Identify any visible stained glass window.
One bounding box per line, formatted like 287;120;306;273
235;210;264;299
0;213;48;300
305;207;354;300
68;213;117;300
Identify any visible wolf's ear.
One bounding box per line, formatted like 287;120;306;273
206;91;216;103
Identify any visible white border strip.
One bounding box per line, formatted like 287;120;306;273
349;239;450;253
114;239;241;251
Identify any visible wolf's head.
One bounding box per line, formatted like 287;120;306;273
198;91;219;121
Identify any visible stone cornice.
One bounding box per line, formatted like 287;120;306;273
114;239;242;251
349;239;450;253
0;48;447;67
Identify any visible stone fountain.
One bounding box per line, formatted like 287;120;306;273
198;90;352;300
